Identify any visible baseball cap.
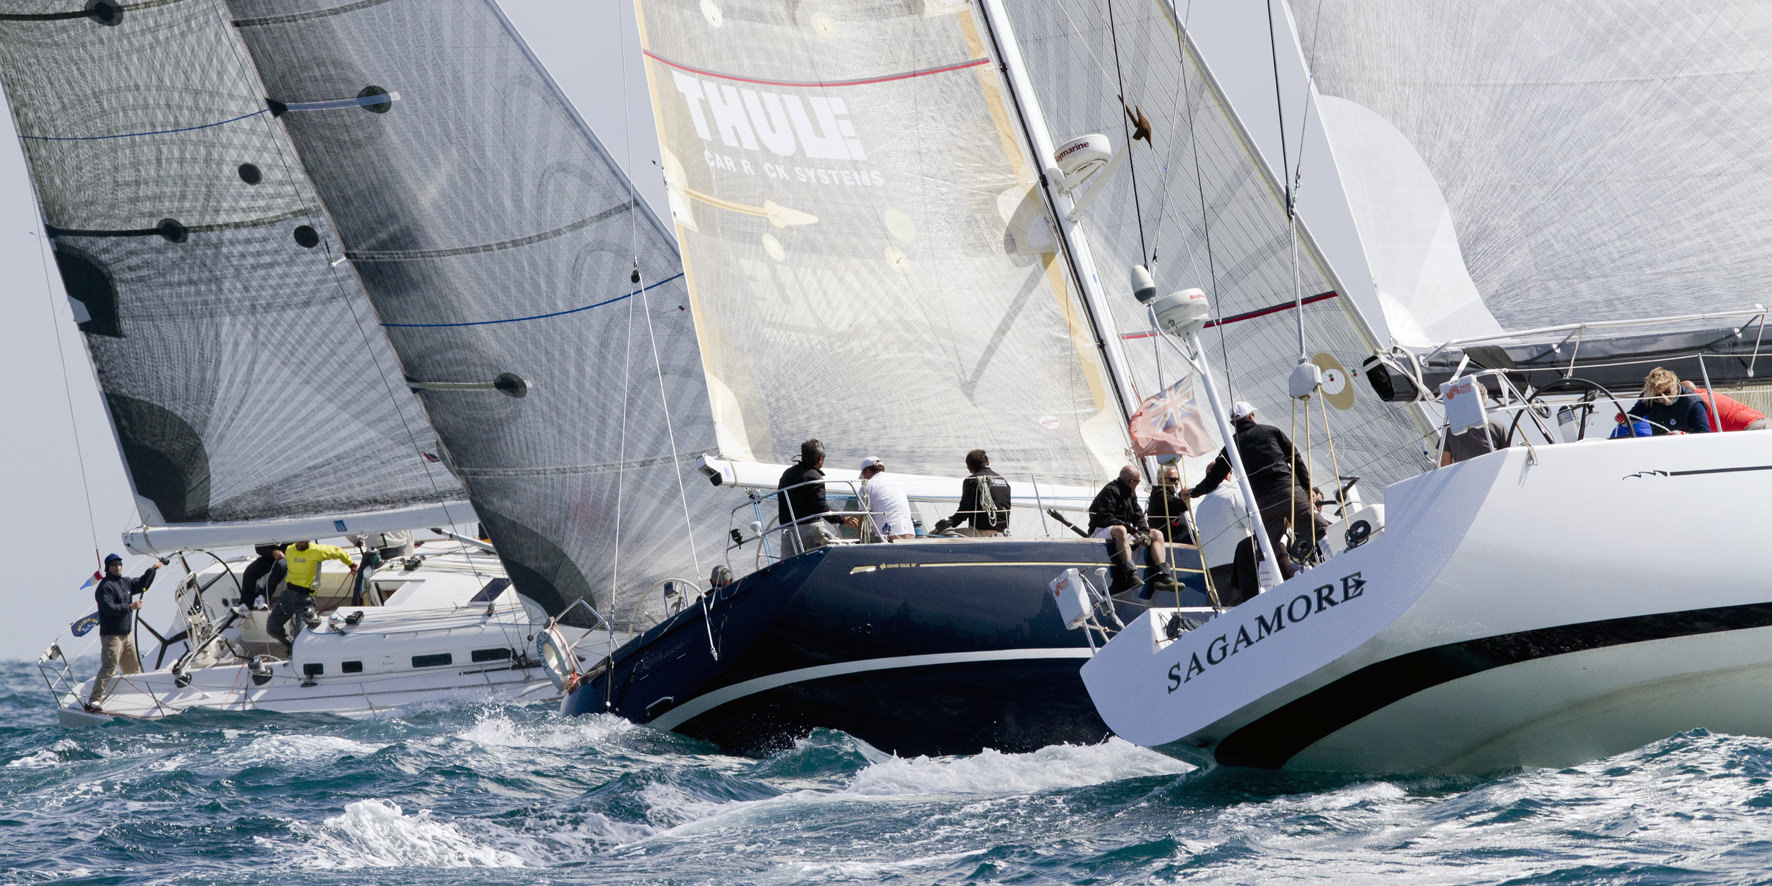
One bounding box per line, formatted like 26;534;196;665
1229;401;1255;421
860;456;884;471
104;553;123;565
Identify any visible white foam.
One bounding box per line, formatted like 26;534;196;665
7;749;61;769
292;799;529;869
229;734;387;769
843;739;1192;797
453;710;641;752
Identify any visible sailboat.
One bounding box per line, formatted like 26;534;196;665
1067;1;1772;774
3;0;680;723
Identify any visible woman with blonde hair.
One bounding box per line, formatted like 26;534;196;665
1625;366;1712;435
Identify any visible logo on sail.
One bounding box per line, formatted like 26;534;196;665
672;71;866;161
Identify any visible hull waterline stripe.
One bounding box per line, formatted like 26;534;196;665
647;647;1094;731
1214;599;1772;769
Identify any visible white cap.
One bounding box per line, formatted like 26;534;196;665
860;456;884;471
1229;401;1255;421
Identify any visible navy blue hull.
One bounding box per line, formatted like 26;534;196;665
565;538;1207;757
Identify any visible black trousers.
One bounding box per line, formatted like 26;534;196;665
266;586;315;645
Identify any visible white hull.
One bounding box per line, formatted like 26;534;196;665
44;545;616;726
1082;430;1772;773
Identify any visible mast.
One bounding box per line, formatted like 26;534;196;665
975;0;1143;433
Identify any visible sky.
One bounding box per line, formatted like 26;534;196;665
0;2;1367;663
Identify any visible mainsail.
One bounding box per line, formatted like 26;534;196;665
1292;1;1772;329
225;0;726;620
635;0;1126;486
0;0;461;528
996;0;1434;498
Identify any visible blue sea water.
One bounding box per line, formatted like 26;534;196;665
4;659;1772;885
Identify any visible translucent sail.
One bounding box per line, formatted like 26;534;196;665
227;0;727;619
635;0;1125;487
1292;1;1772;328
0;0;460;526
998;0;1435;497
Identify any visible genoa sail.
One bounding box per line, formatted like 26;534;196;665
635;0;1126;488
0;0;462;528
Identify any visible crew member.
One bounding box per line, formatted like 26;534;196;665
87;553;164;711
936;449;1011;536
268;540;355;647
776;439;858;553
1187;401;1313;581
859;457;915;541
1146;464;1193;546
1088;465;1177;596
1627;367;1712;434
1682;380;1769;431
237;544;285;610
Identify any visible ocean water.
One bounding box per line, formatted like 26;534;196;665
4;660;1771;885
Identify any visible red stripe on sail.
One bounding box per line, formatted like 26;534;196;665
1120;290;1340;340
643;51;992;88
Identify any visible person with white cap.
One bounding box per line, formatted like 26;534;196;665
1186;400;1315;582
858;457;915;541
87;552;166;711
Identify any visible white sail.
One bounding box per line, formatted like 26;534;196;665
1292;1;1772;328
635;0;1127;487
0;0;462;529
997;0;1435;499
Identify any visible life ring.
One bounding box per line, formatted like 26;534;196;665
535;625;579;692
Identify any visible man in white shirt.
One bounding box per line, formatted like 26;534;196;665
859;457;916;541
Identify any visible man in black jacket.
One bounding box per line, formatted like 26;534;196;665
1147;463;1193;546
87;553;164;710
1088;465;1178;596
1188;401;1313;582
777;439;857;553
936;449;1011;536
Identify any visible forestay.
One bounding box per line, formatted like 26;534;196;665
635;0;1124;487
226;0;729;622
997;0;1433;499
0;0;459;526
1292;1;1772;329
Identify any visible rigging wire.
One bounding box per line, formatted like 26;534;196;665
30;227;103;565
1173;0;1234;397
1103;0;1149;263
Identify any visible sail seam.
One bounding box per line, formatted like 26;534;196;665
45;206;318;238
345;202;629;263
641;50;990;89
230;0;395;28
450;449;708;479
19;107;270;141
380;272;685;328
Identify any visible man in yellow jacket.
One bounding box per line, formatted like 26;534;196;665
267;540;356;648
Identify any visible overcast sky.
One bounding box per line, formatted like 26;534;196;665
0;1;1363;663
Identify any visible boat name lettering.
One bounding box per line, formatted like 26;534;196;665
1166;572;1365;693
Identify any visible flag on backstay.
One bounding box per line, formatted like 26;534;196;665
1128;375;1215;457
70;570;102;636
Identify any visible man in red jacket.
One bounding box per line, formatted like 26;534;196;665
1683;381;1770;431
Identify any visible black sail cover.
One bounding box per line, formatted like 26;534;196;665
227;0;728;621
0;0;461;525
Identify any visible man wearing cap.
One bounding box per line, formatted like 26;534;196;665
267;540;356;648
1187;401;1314;582
87;553;164;710
859;457;915;541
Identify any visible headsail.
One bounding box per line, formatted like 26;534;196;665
0;0;461;529
226;0;726;620
1293;1;1772;328
635;0;1126;486
996;0;1435;498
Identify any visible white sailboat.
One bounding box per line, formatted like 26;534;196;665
1066;0;1772;774
1;0;648;723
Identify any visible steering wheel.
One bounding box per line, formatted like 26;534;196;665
1513;377;1635;443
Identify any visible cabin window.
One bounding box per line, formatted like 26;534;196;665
469;578;511;604
471;648;512;663
411;653;453;668
301;663;323;677
341;661;363;674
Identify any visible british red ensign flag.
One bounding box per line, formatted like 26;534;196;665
1128;374;1216;457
